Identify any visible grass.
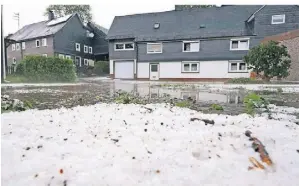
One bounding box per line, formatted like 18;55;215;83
175;101;191;108
5;75;29;83
210;104;224;111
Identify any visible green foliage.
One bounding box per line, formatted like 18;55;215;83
227;78;263;84
94;61;109;74
243;41;291;81
175;101;191;108
114;91;145;104
16;61;25;75
45;5;92;22
5;75;29;83
210;104;224;111
243;93;269;115
20;55;77;82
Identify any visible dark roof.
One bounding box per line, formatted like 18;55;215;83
7;13;80;41
107;5;262;41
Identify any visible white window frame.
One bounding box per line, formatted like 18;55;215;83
271;14;285;24
12;57;17;65
114;42;134;51
75;43;80;51
12;44;16;51
16;43;20;51
42;38;47;46
58;54;65;59
65;55;71;60
182;41;200;52
181;61;200;73
89;46;93;54
84;58;89;66
22;42;25;50
228;60;248;73
36;40;40;48
147;43;163;54
75;56;81;66
84;45;88;53
42;54;47;57
230;38;250;51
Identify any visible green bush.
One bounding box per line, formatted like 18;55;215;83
243;93;269;115
95;61;109;74
16;61;25;75
20;55;76;82
175;101;191;108
210;104;224;111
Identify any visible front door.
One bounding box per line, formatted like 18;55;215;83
150;63;159;80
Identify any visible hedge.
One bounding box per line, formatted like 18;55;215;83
16;55;77;82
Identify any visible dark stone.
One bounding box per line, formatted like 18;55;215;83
64;138;68;141
111;139;119;143
161;122;164;125
190;118;215;125
25;147;30;151
37;145;43;149
22;154;25;157
245;130;252;137
218;133;222;137
132;157;135;159
296;149;299;153
144;129;147;132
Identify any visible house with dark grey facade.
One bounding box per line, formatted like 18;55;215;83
6;11;108;72
107;5;299;81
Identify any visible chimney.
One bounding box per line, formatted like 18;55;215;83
48;10;54;21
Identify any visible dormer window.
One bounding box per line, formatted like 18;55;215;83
154;23;160;29
271;14;285;24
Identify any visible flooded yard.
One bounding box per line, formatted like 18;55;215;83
2;79;299;115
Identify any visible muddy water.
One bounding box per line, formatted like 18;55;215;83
1;81;298;115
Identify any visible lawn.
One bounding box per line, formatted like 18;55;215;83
2;103;299;186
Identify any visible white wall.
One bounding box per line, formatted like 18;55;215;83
137;61;250;79
137;63;149;78
109;60;114;74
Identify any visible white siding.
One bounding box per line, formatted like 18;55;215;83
109;60;114;74
137;63;149;78
138;61;250;79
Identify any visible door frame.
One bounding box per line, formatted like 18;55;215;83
149;63;160;81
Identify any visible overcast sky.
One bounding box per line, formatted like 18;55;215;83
2;1;184;36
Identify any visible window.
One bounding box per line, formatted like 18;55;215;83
12;44;15;51
228;61;248;73
42;54;47;57
84;59;88;66
75;56;81;66
16;43;20;51
183;41;200;52
181;62;199;73
89;47;92;54
36;40;40;47
42;38;47;46
58;54;65;59
22;42;25;50
114;43;134;51
75;43;80;51
84;45;88;53
12;58;17;65
147;43;162;53
230;38;249;50
272;14;285;24
65;55;71;59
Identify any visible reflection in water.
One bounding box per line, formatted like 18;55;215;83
112;82;245;104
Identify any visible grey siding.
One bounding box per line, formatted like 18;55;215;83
254;5;299;37
7;36;54;66
137;38;253;62
53;15;94;60
109;39;136;60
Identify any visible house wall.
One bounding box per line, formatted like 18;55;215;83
137;61;250;80
108;39;136;60
280;37;299;81
53;15;94;61
7;36;54;67
254;5;299;37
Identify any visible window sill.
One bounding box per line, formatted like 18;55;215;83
147;52;162;54
114;49;134;51
181;71;200;73
230;48;249;51
228;71;249;73
182;50;199;53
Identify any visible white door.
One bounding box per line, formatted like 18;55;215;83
150;63;159;80
115;61;134;79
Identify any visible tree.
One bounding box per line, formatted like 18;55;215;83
243;41;291;81
45;5;92;23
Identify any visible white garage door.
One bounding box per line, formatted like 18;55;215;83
115;61;134;79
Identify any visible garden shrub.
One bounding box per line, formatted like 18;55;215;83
16;61;25;75
175;101;191;108
243;93;269;116
227;78;264;84
20;55;76;82
210;104;224;111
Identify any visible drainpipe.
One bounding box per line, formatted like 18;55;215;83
135;41;138;80
1;5;5;81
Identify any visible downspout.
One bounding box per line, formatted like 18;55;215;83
1;5;5;81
